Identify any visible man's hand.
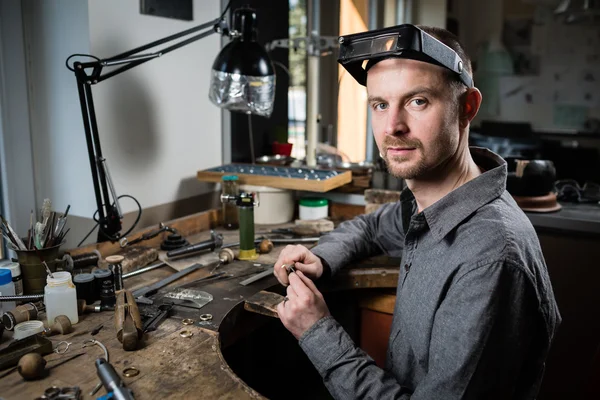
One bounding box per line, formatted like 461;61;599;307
277;270;331;340
273;245;324;286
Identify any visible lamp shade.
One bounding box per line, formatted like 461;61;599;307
209;7;275;117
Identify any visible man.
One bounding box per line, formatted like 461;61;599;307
273;24;561;399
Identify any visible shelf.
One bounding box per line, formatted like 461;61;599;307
197;164;352;192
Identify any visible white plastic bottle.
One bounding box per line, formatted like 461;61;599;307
0;268;16;314
44;271;79;325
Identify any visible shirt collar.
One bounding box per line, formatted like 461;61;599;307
415;147;507;241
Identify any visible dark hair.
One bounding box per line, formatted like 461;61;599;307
417;25;473;90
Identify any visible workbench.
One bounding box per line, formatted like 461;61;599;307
0;210;400;399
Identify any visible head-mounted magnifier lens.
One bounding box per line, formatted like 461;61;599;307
338;24;473;88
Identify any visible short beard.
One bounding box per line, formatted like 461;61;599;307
385;153;427;180
381;136;425;179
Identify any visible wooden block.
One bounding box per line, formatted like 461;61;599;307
244;290;285;318
364;189;402;204
99;246;158;274
294;218;334;233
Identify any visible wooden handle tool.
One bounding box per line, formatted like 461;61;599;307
115;289;143;351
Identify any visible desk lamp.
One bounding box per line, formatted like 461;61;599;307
67;5;274;243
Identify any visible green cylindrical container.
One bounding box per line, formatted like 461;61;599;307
12;243;62;295
238;205;258;261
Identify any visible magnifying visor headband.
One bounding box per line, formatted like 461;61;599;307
338;24;473;88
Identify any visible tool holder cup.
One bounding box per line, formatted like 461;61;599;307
221;191;259;261
11;242;64;295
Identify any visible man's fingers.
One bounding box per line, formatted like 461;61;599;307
288;272;313;298
273;264;290;286
295;270;321;295
286;283;298;299
276;301;285;320
273;245;309;286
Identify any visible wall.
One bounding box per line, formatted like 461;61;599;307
414;0;447;27
22;0;222;247
0;0;37;236
456;0;600;133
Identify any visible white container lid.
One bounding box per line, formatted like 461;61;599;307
13;320;45;340
46;271;72;286
0;261;21;277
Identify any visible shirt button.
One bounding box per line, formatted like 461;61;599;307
404;263;411;272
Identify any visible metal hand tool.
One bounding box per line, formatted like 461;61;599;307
142;303;173;333
119;222;177;247
115;290;143;351
95;358;135;400
132;263;204;305
209;248;235;274
166;230;223;258
122;261;167;279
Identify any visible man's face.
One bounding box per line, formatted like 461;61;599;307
366;58;461;180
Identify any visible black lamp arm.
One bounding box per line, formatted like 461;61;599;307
70;16;228;242
75;17;226;83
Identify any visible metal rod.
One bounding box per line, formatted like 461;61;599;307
101;53;160;67
248;113;255;164
122;261;167;279
85;84;112;222
239;269;273;286
0;294;45;302
75;78;106;224
99;158;123;218
103;18;220;62
97;29;219;84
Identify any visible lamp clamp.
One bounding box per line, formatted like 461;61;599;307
266;34;339;57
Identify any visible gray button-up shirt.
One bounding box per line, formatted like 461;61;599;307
303;147;561;399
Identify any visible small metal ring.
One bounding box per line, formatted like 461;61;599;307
180;330;193;338
123;367;140;377
182;318;195;325
199;314;213;321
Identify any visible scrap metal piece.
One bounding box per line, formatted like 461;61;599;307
162;288;213;310
132;263;204;305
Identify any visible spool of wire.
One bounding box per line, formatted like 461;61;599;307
64;250;101;271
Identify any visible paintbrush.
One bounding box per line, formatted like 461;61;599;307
44;212;56;247
0;215;26;250
27;210;34;250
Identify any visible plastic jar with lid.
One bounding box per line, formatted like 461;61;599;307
0;260;22;296
222;175;239;230
0;268;16;314
298;197;329;220
44;271;79;325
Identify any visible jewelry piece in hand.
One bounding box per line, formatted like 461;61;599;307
281;263;296;274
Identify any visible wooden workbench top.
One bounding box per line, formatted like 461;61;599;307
0;211;400;399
